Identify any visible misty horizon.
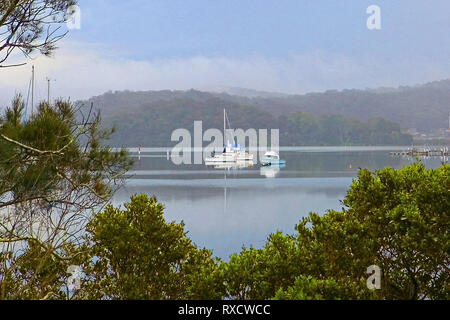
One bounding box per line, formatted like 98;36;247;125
2;1;450;106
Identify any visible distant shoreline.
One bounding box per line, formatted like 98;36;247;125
112;145;449;153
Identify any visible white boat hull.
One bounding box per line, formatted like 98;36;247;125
205;153;237;162
236;152;254;161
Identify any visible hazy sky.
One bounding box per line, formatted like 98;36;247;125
2;0;450;106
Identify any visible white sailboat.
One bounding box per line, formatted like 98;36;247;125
205;109;253;164
205;144;238;162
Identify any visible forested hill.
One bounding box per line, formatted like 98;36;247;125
222;79;450;133
83;87;416;147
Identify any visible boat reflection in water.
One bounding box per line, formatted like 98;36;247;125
260;163;286;178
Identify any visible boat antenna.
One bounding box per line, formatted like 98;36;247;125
24;74;32;122
223;108;226;146
46;77;50;103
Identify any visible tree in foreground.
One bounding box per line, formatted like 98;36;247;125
83;194;219;300
0;96;132;299
1;0;77;68
76;162;448;300
338;162;449;299
217;162;449;300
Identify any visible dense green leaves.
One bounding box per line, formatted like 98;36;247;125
84;194;218;300
343;163;450;299
273;276;372;300
216;162;449;300
0;96;132;209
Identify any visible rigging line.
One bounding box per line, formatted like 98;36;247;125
224;109;235;144
25;76;32;122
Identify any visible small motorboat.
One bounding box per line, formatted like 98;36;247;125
260;151;286;166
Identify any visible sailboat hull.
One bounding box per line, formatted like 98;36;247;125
205;153;237;162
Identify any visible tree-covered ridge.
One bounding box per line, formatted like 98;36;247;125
221;79;450;132
86;90;412;147
280;113;411;146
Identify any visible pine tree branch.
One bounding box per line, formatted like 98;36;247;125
0;133;74;155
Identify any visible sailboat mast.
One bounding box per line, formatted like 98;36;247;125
223;108;226;146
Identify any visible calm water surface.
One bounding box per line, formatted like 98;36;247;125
112;146;445;259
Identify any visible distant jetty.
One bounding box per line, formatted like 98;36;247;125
390;147;449;157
